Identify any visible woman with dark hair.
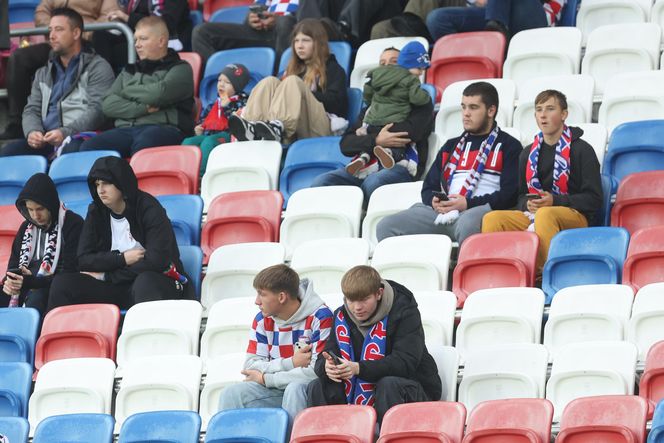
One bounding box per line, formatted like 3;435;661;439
228;18;348;144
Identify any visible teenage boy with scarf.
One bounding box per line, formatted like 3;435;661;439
376;81;521;245
1;173;83;314
307;265;441;423
482;89;602;271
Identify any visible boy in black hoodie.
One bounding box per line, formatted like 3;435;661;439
1;173;84;314
47;156;194;311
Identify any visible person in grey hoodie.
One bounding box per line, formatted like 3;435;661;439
218;264;333;426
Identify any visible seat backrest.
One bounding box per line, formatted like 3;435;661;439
577;0;650;44
0;362;32;418
178;52;202;96
204;0;253;20
290;405;376;443
465;398;554;443
201;298;259;359
427;345;460;402
611;171;664;234
413;291;457;347
34;413;115;443
576;123;607;167
0;307;40;364
0;417;29;443
379;402;466;443
178;245;203;299
199;352;245;424
0;205;25;258
603;119;664;183
362;181;423;246
629;283;664;361
548;226;630;264
49;151;121;204
118;410;201;443
157;194;203;246
129;145;201;195
0;155;47;205
350;37;428;89
205;408;288;443
209;5;250;23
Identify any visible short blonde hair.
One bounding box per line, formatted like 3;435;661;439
341;265;382;301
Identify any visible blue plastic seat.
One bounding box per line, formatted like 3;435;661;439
49;151;121;205
559;0;579;26
206;408;288;443
8;0;38;24
118;410;201;443
0;307;40;365
0;417;29;443
157;195;203;246
421;83;437;105
347;87;363;127
279;136;349;204
33;413;115;443
209;5;249;24
650;399;664;442
542;227;630;304
190;9;203;27
278;41;352;77
0;156;47;205
0;362;31;418
65;200;92;219
594;174;615;227
179;245;203;300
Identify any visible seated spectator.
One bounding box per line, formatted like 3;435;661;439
47;156;195;312
370;0;466;40
310;46;434;201
228;19;348;144
482;89;602;271
0;7;114;158
1;174;83;314
181;63;250;176
427;0;566;41
218;264;333;426
307;265;441;423
79;16;194;157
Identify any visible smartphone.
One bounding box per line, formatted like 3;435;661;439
327;350;342;365
6;267;21;280
526;193;541;200
432;190;449;201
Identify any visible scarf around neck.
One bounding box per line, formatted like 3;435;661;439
18;202;66;276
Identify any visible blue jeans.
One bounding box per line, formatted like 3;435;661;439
79;125;184;157
310;165;413;202
0;137;83;157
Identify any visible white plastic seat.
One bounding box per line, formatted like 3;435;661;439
503;27;582;94
425;133;441;173
320;292;344;312
371;234;453;292
627;282;664;361
651;0;664;35
413;291;457;347
115;355;202;429
280;186;364;259
576;123;608;166
28;358;116;432
361;181;423;247
545;341;637;421
459;343;549;416
201;242;285;312
455;287;545;361
199;352;245;429
577;0;651;45
350;37;428;89
291;238;370;295
116;300;202;368
543;284;634;361
500;127;522;146
201;141;282;209
428;345;460;402
200;298;260;361
581;23;660;96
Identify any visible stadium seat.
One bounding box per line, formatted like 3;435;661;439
639;340;664;417
201;190;283;262
542;227;630;303
428;345;460;402
545;341;637;421
118;410;201;443
209;5;249;23
28;358;116;430
361;181;423;247
203;0;252;21
456;288;545;361
577;0;651;44
34;304;120;371
463;398;554;443
205;408;288;442
33;413;115;443
650;398;664;442
129;145;201;195
201;140;282;209
157;194;203;246
200;298;258;360
114;355;203;428
279;136;348;205
179;52;202;97
603;120;664;185
201;242;285;311
189;9;203;27
628;283;664;361
65;200;91;218
543;284;633;360
0;362;31;418
0;417;29;443
413;291;457;347
8;0;37;24
576;123;608;168
347;87;363;127
377;401;466;443
0;205;26;267
278;41;352;77
320;293;344;313
291;238;370;295
290;405;376;443
556;395;648;442
623;226;664;293
49;151;121;205
179;245;203;299
427;31;505;100
0;155;47;205
350;37;428;89
199;353;245;427
611;171;664;235
116;300;202;368
0;307;40;364
371;234;453;292
452;232;539;307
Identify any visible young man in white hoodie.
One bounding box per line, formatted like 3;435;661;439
217;264;333;424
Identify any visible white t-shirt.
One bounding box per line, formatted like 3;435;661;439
110;214;144;253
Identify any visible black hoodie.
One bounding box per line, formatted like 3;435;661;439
78;156;189;290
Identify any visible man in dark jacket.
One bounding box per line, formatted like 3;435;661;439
47;156;194;312
308;265;441;423
1;173;84;314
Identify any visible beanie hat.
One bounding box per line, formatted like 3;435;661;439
397;41;430;69
221;63;251;94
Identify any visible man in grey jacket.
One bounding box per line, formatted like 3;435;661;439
0;7;114;158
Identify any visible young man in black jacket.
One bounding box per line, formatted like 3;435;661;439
47;156;194;312
307;265;441;423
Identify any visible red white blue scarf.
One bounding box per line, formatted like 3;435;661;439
526;125;572;196
334;309;388;406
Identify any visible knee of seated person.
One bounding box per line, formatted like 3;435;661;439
376;216;396;241
217;382;246;408
534;206;557;220
375;376;405;390
130;272;165;302
481;211;502;231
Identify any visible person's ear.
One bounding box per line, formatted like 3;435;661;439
377;287;384;301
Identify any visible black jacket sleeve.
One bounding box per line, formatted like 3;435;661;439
128;0;189;38
77;208;127;273
312;57;348;118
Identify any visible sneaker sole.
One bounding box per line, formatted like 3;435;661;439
229;115;250;141
373;146;395;169
345;158;366;176
253;121;281;142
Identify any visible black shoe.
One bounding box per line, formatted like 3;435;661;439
0;123;23;140
253;120;283;142
485;20;509;39
228;114;256;141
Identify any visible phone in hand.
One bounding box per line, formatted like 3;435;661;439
432;190;449;201
526;193;541;200
327;351;342;365
6;267;21;280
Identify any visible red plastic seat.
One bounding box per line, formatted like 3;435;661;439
639;340;664;419
622;226;664;293
377;402;466;443
34;304;120;371
452;231;539;307
0;205;25;258
203;0;253;21
611;171;664;235
290;405;376;443
129;145;201;195
427;31;506;102
556;395;648;443
179;52;202;98
201;190;283;263
463;399;554;443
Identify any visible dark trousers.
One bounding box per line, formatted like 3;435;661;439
0;138;84;157
1;286;49;315
307;376;429;423
92;31;129;74
79;125;185;157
